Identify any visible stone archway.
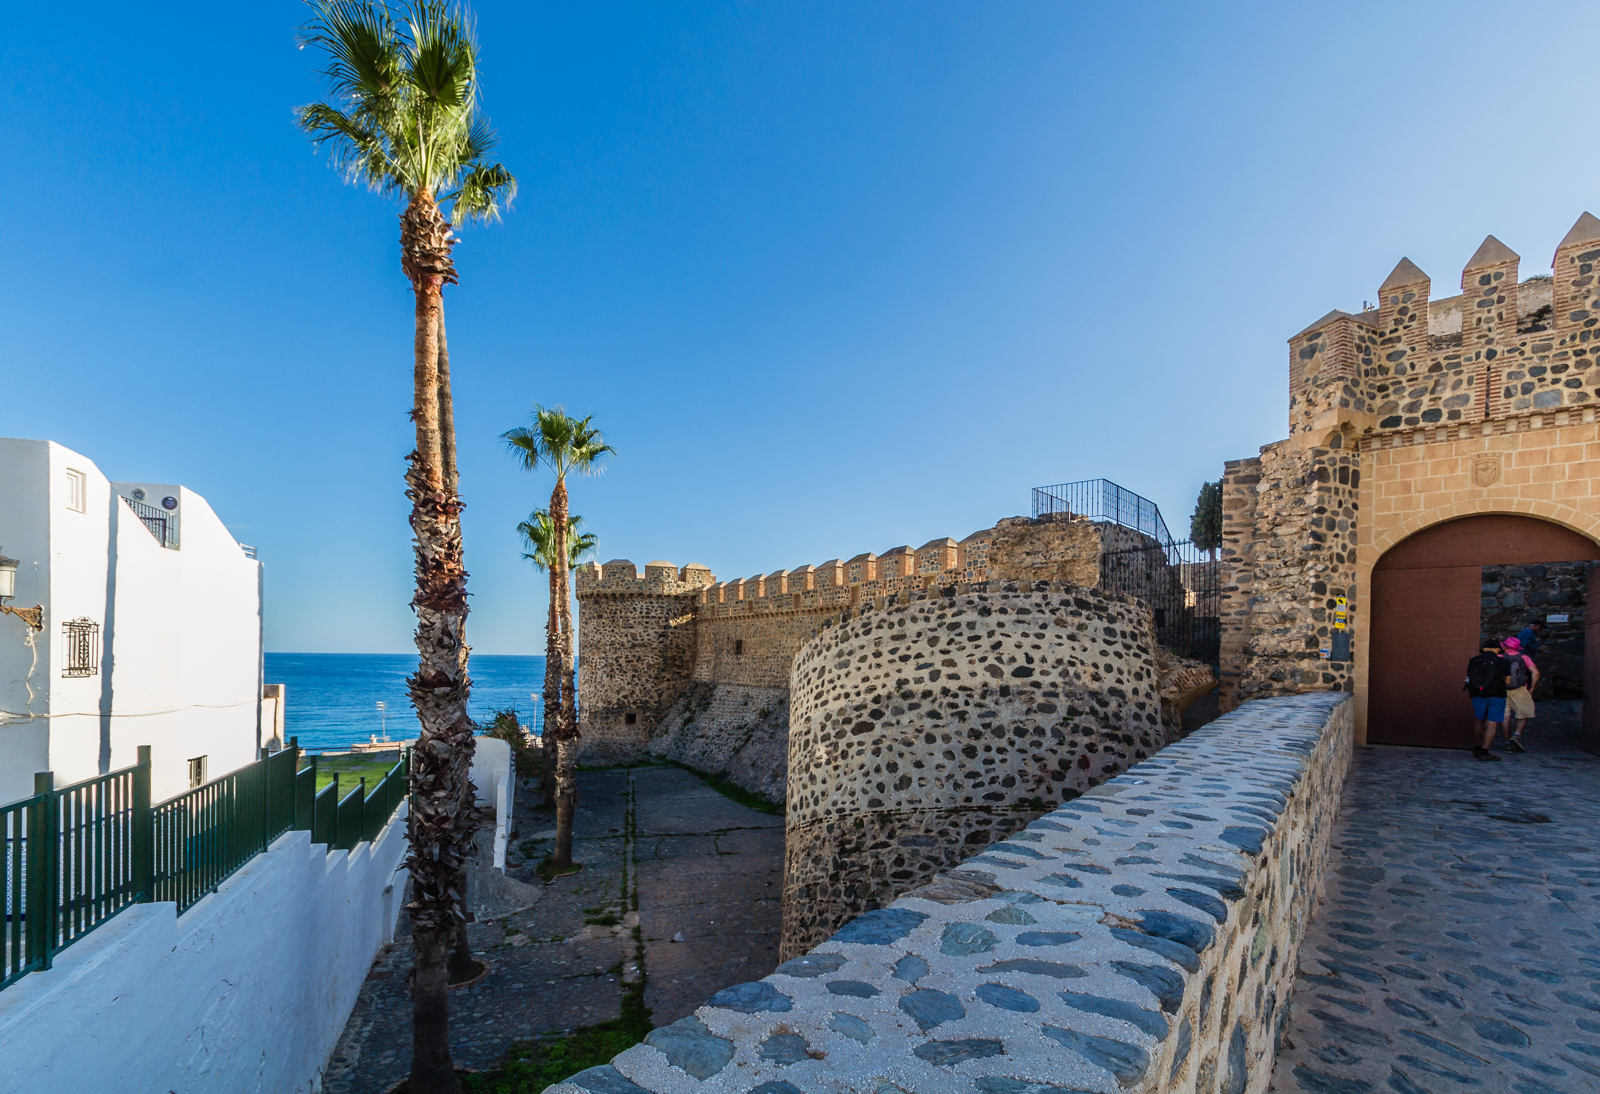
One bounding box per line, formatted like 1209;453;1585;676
1366;514;1600;749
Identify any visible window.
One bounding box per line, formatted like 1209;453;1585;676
188;756;209;789
62;618;100;678
734;639;744;656
624;712;638;726
65;469;86;513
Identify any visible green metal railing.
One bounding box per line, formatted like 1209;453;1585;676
2;740;409;992
3;753;150;989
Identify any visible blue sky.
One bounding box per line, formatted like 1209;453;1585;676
5;1;1597;654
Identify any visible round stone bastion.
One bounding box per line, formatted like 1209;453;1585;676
780;579;1171;959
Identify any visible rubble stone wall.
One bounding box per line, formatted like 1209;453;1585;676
781;579;1173;959
574;561;712;766
548;693;1353;1094
1481;561;1592;699
575;515;1138;775
643;682;791;805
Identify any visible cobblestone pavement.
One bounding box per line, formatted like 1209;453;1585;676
324;765;784;1093
1272;701;1600;1094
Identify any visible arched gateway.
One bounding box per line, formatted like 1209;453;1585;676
1367;514;1599;748
1218;213;1600;756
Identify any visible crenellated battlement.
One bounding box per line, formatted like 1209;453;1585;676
574;558;715;597
694;528;1000;619
573;513;1132;765
1288;212;1600;436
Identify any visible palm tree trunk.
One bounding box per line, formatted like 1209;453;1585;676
549;477;579;868
401;190;471;1094
436;303;480;985
540;581;559;803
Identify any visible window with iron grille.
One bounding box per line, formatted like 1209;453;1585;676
62;618;100;678
188;756;208;789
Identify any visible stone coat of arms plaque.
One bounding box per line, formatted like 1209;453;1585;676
1472;453;1502;487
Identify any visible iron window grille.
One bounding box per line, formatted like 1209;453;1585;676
62;618;100;678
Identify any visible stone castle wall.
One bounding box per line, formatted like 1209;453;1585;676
643;681;791;803
780;579;1172;959
575;515;1128;777
574;561;713;766
1481;561;1592;700
549;693;1353;1094
1220;213;1600;733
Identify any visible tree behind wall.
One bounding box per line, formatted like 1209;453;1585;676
1190;480;1222;560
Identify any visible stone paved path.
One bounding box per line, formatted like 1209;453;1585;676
324;765;784;1093
1272;702;1600;1094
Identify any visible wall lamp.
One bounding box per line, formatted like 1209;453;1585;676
0;551;43;630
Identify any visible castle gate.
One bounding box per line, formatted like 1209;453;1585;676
1219;213;1600;757
1366;514;1599;748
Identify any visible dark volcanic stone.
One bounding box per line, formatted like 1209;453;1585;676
899;988;966;1031
704;981;793;1014
1057;991;1169;1037
1041;1025;1149;1084
643;1016;736;1079
914;1039;1005;1066
830;908;928;946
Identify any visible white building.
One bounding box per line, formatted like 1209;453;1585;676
0;438;266;805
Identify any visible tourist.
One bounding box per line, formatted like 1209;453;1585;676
1500;636;1539;753
1464;642;1510;762
1516;620;1543;659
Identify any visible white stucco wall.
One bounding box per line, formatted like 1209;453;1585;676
0;803;409;1094
0;438;264;805
471;736;514;870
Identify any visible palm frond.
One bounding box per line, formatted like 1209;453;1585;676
519;509;596;571
501;425;544;473
297;0;516;217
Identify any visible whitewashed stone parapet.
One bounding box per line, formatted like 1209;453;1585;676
549;692;1352;1094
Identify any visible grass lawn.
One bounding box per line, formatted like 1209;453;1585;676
299;752;405;793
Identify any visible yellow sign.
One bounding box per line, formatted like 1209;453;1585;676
1333;596;1348;631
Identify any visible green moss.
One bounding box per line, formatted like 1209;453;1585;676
462;980;652;1094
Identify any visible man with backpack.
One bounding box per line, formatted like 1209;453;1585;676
1500;636;1539;752
1464;642;1510;761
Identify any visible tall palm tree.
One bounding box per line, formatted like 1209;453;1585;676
503;409;613;867
519;510;598;800
296;4;513;1090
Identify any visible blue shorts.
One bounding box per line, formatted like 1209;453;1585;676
1472;697;1506;722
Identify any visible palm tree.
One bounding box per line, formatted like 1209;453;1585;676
296;4;513;1090
519;510;598;801
503;409;613;868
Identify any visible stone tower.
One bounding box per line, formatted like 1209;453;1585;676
572;559;714;765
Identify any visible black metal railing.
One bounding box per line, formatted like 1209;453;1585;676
1032;479;1174;544
1032;478;1219;666
1099;538;1220;666
120;495;177;549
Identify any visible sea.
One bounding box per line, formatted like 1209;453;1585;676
265;652;547;753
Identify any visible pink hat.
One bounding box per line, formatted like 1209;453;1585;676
1501;637;1522;651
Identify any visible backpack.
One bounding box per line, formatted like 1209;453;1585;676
1506;655;1531;690
1465;653;1504;697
